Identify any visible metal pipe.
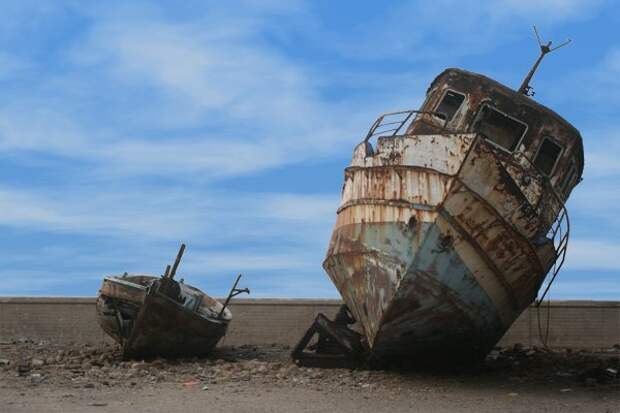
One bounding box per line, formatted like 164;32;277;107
169;243;186;279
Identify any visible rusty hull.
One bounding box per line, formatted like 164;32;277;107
324;134;555;360
322;68;584;361
96;275;231;359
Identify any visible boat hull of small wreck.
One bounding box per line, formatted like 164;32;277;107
323;133;561;361
96;275;231;358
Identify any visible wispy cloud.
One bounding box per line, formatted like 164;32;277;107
564;240;620;271
300;0;604;62
0;185;336;240
0;0;617;299
550;279;620;300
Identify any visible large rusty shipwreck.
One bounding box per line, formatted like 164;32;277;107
294;39;583;366
96;244;249;359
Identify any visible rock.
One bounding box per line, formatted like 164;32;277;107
30;373;45;384
150;359;165;369
131;362;149;370
31;358;45;367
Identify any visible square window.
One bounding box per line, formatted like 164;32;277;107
435;90;465;122
534;137;563;175
475;105;528;152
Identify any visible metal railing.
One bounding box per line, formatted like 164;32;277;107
364;110;448;143
535;182;570;306
477;139;571;306
500;151;571;306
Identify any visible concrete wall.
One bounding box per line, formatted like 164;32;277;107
1;298;618;349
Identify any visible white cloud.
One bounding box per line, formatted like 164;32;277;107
549;280;620;299
564;239;620;271
184;252;316;273
69;12;329;132
0;6;378;179
0;185;336;240
551;46;620;111
101;138;288;177
0;108;91;155
310;0;603;62
257;194;338;222
498;0;603;20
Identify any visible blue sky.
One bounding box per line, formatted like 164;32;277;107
0;0;618;299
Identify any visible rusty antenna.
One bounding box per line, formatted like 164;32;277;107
518;26;571;96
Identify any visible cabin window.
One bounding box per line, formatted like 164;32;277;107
475;105;528;152
533;137;563;176
434;90;465;122
559;160;577;196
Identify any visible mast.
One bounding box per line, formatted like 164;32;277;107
518;26;571;96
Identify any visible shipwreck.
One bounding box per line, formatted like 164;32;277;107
96;244;249;359
294;30;583;366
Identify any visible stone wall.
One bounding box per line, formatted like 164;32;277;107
1;298;618;349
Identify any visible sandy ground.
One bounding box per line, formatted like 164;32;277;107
1;340;618;413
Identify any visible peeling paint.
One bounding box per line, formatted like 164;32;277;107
322;69;583;361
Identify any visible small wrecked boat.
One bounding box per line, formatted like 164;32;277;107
294;31;583;366
96;244;249;358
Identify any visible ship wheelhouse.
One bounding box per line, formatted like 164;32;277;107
409;68;584;200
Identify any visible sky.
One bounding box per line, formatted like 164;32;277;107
0;0;618;299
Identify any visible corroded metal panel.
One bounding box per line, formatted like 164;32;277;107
440;191;542;310
351;133;475;174
123;290;229;359
456;140;543;239
374;224;504;358
324;133;575;360
324;221;428;346
341;168;452;210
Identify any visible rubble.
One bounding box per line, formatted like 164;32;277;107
1;339;618;394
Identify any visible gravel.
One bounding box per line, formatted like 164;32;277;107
1;339;618;412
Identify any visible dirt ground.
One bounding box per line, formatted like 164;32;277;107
1;339;618;413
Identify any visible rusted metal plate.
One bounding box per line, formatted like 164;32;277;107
351;133;475;174
123;289;229;359
98;275;150;304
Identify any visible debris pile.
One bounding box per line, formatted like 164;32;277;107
1;339;618;393
486;344;619;385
